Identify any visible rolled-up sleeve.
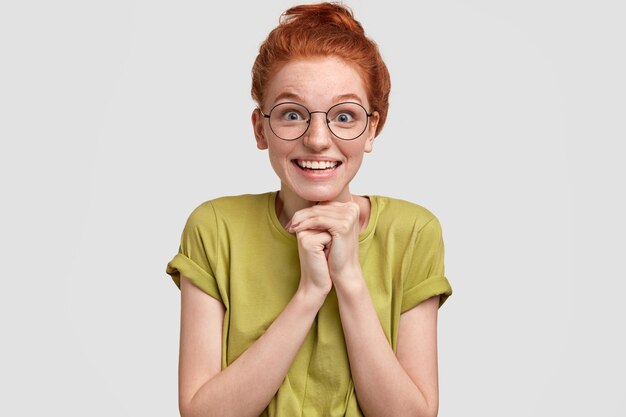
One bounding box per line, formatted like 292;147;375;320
166;201;222;302
401;216;452;313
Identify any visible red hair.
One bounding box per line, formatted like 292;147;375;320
251;2;391;136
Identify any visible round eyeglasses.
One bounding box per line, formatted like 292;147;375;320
260;101;373;141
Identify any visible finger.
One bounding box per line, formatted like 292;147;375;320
290;204;351;226
317;200;348;206
291;215;355;235
291;203;359;231
296;229;332;249
323;242;331;259
299;201;358;217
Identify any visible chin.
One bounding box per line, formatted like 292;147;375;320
294;186;345;203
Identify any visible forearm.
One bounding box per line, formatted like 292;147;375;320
185;288;326;417
335;279;432;417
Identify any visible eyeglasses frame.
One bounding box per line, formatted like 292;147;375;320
259;101;374;141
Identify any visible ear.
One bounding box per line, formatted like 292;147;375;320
252;108;268;150
364;111;380;153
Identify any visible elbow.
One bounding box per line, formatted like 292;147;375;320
422;396;438;417
179;394;203;417
410;394;438;417
423;398;439;417
418;385;439;417
180;395;222;417
179;400;194;417
394;398;438;417
180;403;209;417
409;407;437;417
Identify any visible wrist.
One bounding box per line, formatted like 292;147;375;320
295;284;329;309
331;266;366;294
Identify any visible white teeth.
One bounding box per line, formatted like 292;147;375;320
297;160;338;170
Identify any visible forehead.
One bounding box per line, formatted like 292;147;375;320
264;56;369;107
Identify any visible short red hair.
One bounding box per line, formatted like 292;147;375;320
251;2;391;137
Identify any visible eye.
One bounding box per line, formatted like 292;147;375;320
336;112;354;123
328;102;365;124
274;104;308;122
285;111;303;121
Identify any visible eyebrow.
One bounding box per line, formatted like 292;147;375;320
273;92;304;103
332;93;363;104
271;92;364;106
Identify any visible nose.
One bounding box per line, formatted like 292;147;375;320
303;112;332;151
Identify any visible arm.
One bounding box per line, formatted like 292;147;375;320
289;202;441;417
335;277;440;417
178;274;327;417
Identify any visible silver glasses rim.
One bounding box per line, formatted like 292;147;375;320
260;101;373;141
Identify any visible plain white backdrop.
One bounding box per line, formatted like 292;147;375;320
1;0;624;415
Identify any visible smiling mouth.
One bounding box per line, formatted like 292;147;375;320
293;159;341;171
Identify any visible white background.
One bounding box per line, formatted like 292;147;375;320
1;0;624;415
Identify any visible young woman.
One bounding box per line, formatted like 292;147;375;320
166;3;453;416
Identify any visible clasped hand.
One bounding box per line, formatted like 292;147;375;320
287;201;362;295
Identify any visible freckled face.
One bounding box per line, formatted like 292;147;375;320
252;56;379;204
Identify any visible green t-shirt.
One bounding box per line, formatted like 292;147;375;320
166;191;452;416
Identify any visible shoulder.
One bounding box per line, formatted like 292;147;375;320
371;195;439;232
189;192;272;219
184;192;273;235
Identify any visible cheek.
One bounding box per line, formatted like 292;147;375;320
341;142;368;161
267;141;295;164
